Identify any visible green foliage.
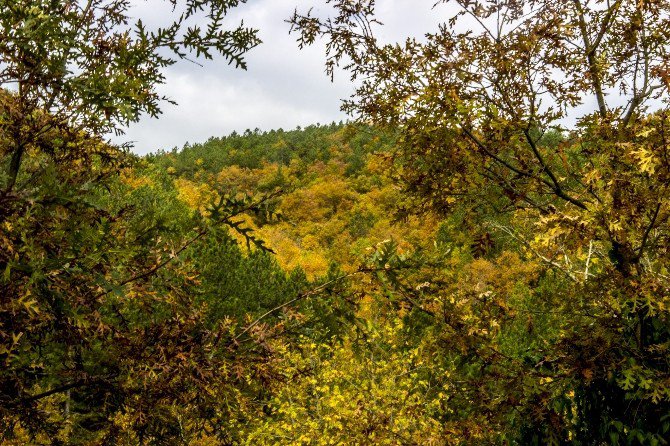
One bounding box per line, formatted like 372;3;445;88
149;122;389;176
0;0;259;135
191;232;307;322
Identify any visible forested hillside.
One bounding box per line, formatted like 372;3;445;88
4;0;670;445
137;122;492;444
147;124;437;277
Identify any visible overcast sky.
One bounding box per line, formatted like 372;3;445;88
119;0;452;154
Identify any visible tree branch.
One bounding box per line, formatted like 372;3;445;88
463;125;588;210
93;191;283;300
229;268;373;344
572;0;608;118
635;202;661;260
8;374;116;407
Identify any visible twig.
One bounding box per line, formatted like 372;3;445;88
93;191;282;300
230;267;378;344
584;240;594;281
488;221;578;282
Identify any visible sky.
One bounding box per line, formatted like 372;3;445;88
119;0;453;154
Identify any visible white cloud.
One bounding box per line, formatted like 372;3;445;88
117;0;450;154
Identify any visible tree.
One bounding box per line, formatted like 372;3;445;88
291;0;670;442
0;0;259;192
0;1;264;443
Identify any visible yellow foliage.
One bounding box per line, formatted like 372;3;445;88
174;177;215;212
243;328;454;445
120;170;153;189
217;164;260;194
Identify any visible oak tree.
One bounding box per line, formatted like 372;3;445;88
291;0;670;442
0;1;264;443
